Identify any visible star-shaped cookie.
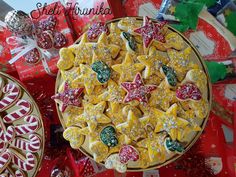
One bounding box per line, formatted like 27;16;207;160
106;102;126;126
137;132;167;163
108;23;125;49
167;47;199;81
92;32;120;66
149;81;177;111
112;53;145;82
98;79;125;103
121;73;157;104
154;104;189;141
69;33;94;66
52;82;84;112
117;17;143;34
61;67;80;87
134;16;167;53
73;64;101;95
137;46;169;79
116;110;146;141
77;101;111;133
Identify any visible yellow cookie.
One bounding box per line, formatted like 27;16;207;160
89;140;109;162
105;154;127;173
57;48;75;70
108;23;126;50
63;126;85;149
117;17;143;34
189;98;209;119
136;148;151;169
164;32;184;50
61;67;80;88
106;102;126;126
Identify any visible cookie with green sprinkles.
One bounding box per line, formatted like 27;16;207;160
164;137;184;154
100;125;118;147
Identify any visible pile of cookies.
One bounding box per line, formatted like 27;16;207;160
53;16;210;172
0;75;43;177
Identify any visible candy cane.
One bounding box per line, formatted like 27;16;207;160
11;134;41;153
0;77;4;98
0;141;6;152
14;115;40;136
3;100;31;123
0;168;14;177
10;150;36;171
0;151;11;173
0;83;20;112
15;170;25;177
0;126;15;142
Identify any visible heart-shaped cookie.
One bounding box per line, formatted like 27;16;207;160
100;125;118;147
63;126;85;149
87;22;109;41
119;145;139;164
24;48;40;65
91;61;111;83
164;137;184;154
37;31;53;49
176;83;202;101
105;154;127;173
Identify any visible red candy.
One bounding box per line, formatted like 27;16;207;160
37;31;53;49
134;16;166;48
51;82;84;112
53;32;67;49
24;48;40;64
119;145;139;164
38;15;57;31
87;22;109;41
121;73;157;103
176;83;202;101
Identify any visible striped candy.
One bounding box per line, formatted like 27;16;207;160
0;126;15;142
0;142;6;152
3;100;31;123
11;151;35;171
11;134;41;153
0;168;14;177
14;115;40;136
0;151;11;173
0;83;20;112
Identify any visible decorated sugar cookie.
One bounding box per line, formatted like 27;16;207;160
154;104;189;141
63;126;85;149
60;67;80;87
107;23;125;49
134;16;167;53
0;151;11;173
161;32;184;51
189;98;209;119
36;30;53;49
160;65;177;87
91;32;120;66
167;47;199;81
87;22;109;41
137;46;169;79
164;137;184;154
51;82;84;112
57;48;75;70
105;154;127;173
176;83;202;101
100;125;118;147
121;73;157;104
69;33;94;66
89;140;109;162
119;145;139;164
149;81;177;111
106;102;126;126
77;101;110;132
24;48;40;65
137;132;167;163
91;61;111;83
116;110;146;141
121;31;137;53
117;17;143;34
137;148;151;169
112;53;145;82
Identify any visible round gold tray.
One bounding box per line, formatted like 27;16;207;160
55;17;212;171
0;72;44;176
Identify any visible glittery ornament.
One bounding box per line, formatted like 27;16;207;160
161;65;177;87
176;83;202;101
87;22;109;41
121;31;137;52
119;145;139;164
37;31;54;49
53;32;67;49
164;137;184;154
24;48;40;65
91;61;111;83
100;126;118;147
5;10;33;36
121;73;157;103
51;82;84;112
